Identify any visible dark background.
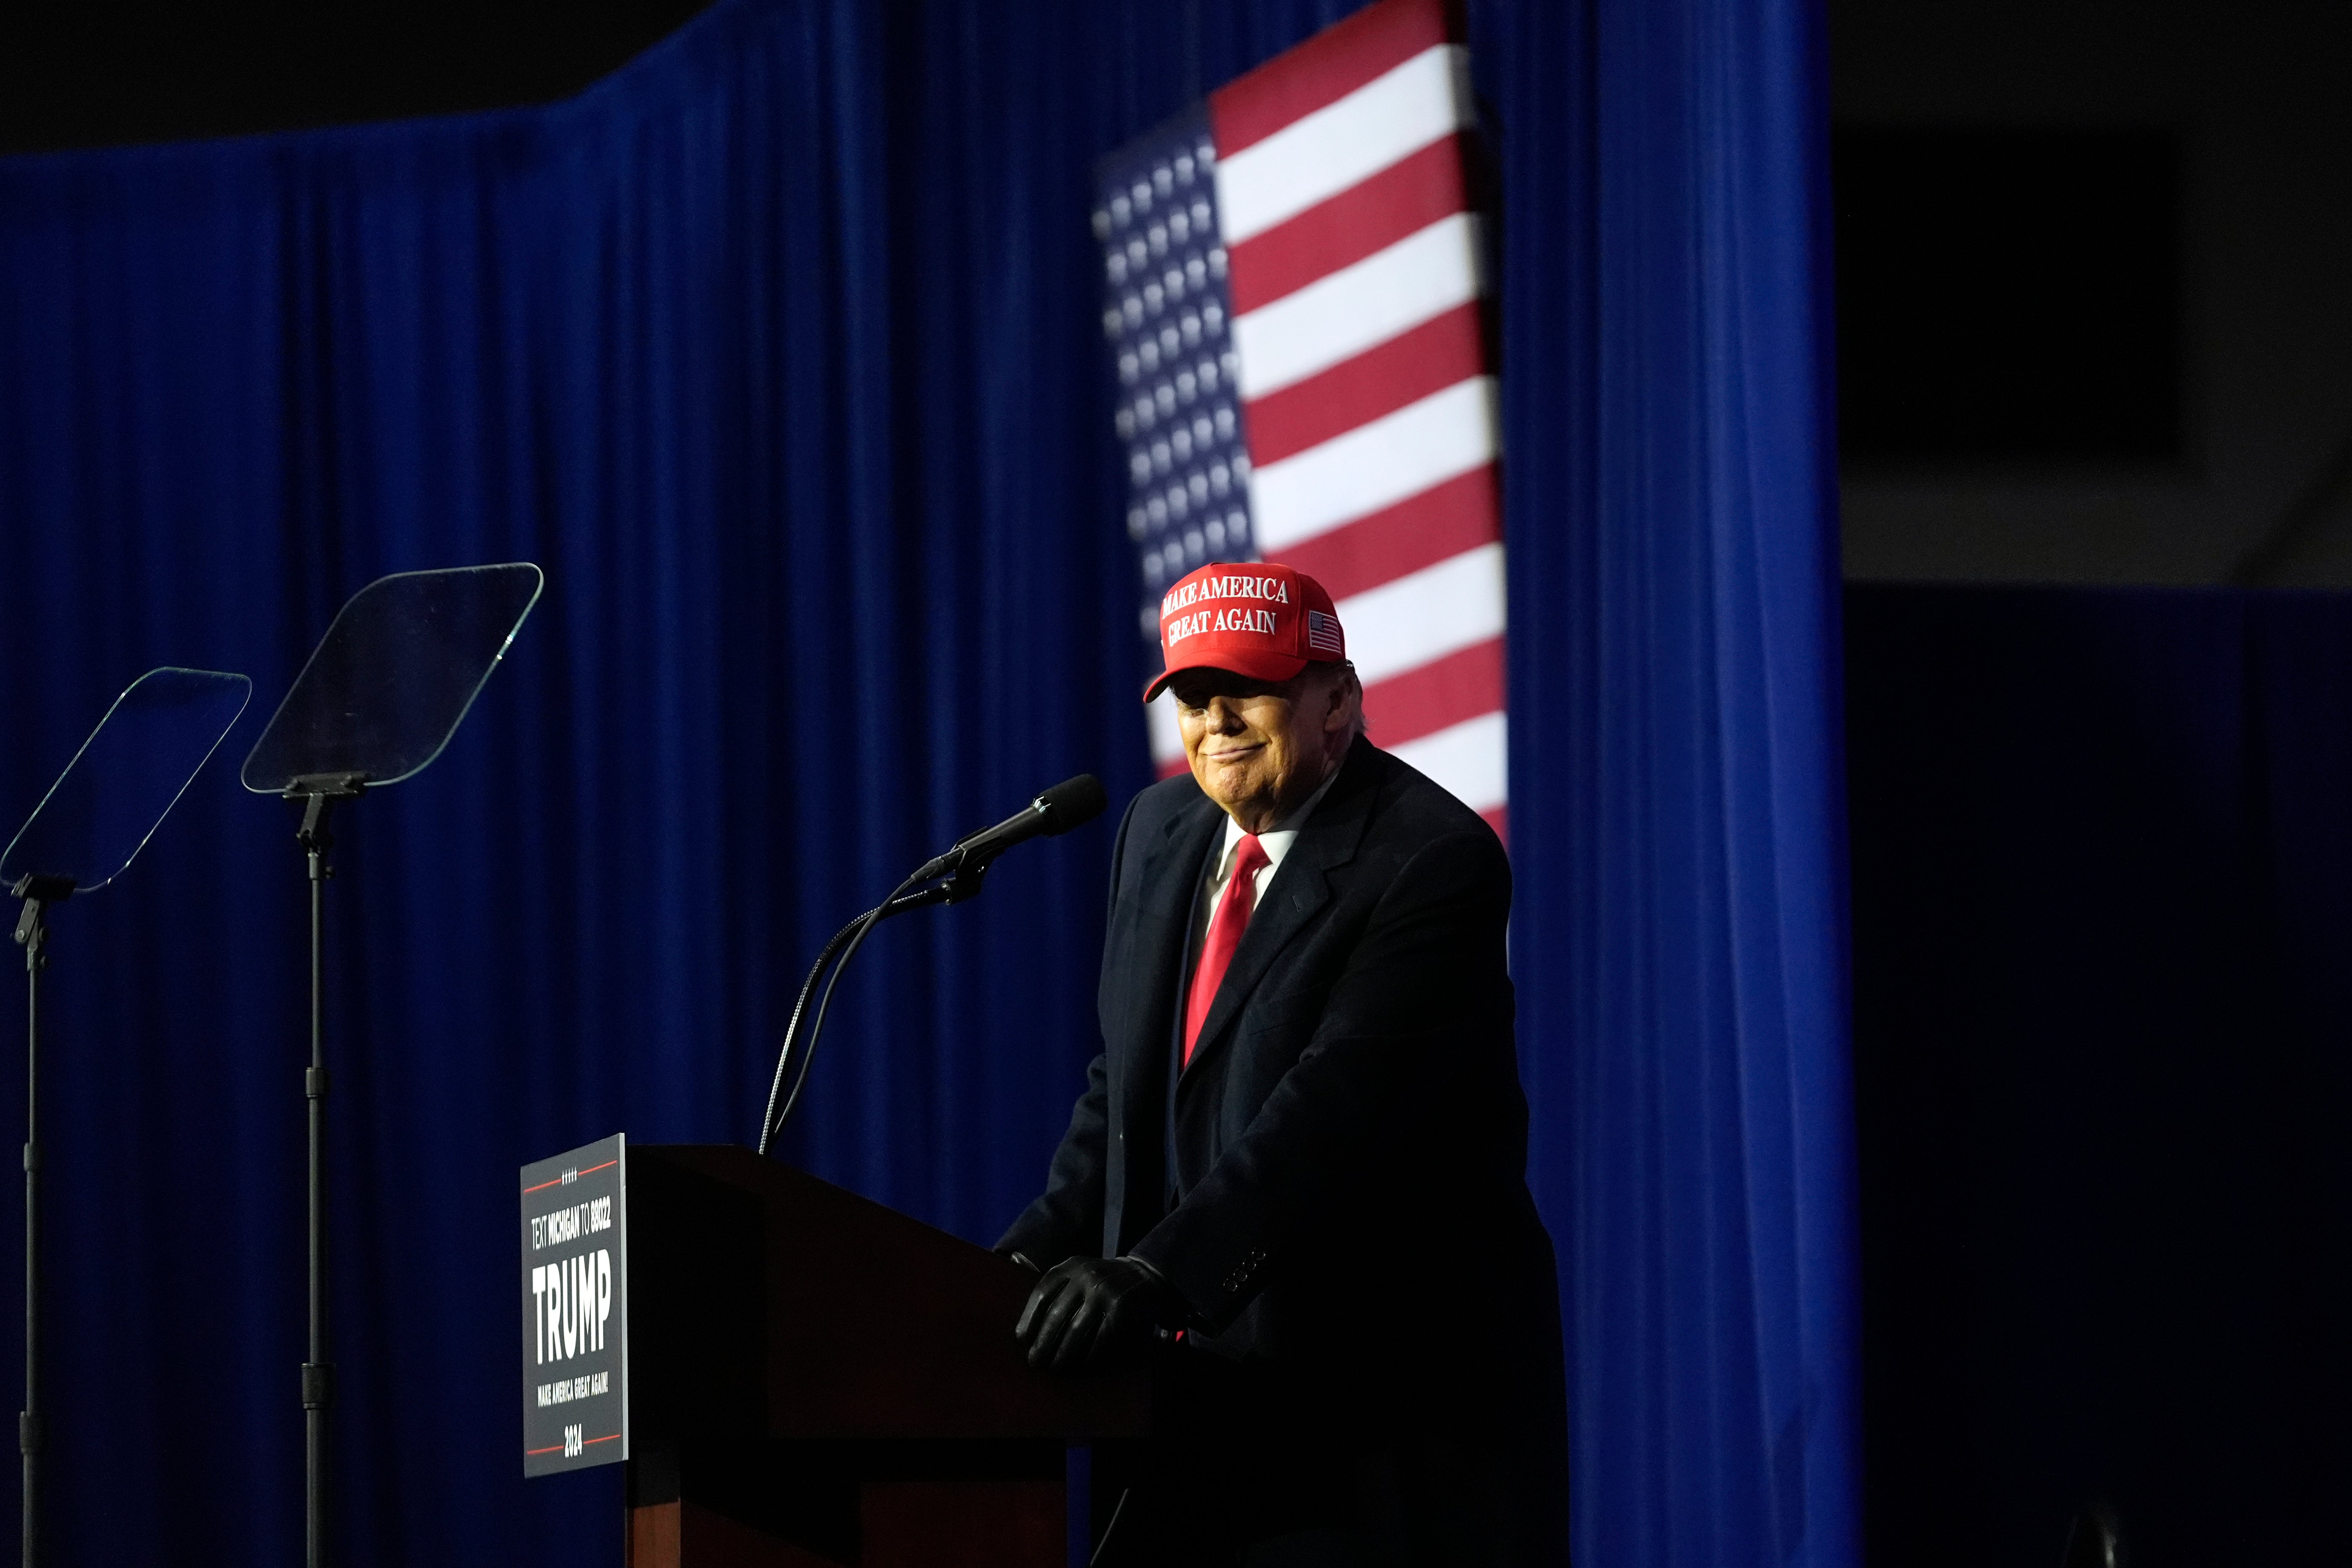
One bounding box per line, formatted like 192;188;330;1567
1834;127;2183;468
1827;4;2352;1560
1830;0;2352;584
1846;586;2352;1564
4;2;2347;1565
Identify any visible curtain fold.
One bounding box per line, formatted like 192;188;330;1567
0;1;1854;1563
1482;0;1859;1563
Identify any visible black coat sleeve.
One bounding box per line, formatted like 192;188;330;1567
992;791;1145;1265
1126;826;1514;1329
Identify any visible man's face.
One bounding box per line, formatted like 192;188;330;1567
1167;663;1356;833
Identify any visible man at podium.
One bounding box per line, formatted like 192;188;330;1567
1000;562;1568;1565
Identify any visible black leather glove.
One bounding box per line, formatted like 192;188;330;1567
1013;1255;1184;1374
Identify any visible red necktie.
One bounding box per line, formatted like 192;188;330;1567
1184;833;1270;1065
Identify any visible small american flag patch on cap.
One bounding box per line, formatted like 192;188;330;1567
1306;610;1343;654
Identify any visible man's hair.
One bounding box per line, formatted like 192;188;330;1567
1307;658;1367;743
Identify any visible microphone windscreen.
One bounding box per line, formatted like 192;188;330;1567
1037;774;1108;834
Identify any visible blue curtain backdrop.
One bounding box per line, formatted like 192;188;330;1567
1482;2;1857;1566
0;2;1853;1566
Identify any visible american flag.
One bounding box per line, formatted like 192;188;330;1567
1095;0;1506;836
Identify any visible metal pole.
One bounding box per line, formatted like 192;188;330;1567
302;840;330;1568
11;879;70;1568
18;905;42;1568
283;776;355;1568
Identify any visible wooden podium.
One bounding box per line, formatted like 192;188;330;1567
620;1146;1147;1568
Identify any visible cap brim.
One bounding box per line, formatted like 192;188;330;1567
1143;647;1313;703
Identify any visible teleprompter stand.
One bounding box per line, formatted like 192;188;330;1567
0;667;253;1568
242;564;542;1568
9;877;64;1568
284;772;363;1568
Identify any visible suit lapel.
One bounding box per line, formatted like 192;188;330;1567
1119;793;1224;1076
1107;791;1222;1249
1177;743;1380;1089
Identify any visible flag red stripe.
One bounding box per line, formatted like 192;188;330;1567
1226;138;1470;315
1480;804;1507;844
1209;0;1454;157
1361;637;1503;749
1242;303;1486;466
1263;464;1499;601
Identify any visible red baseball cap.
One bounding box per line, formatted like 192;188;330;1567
1144;561;1347;702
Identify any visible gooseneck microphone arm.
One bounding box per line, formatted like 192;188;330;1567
756;874;921;1152
754;875;935;1156
756;775;1107;1156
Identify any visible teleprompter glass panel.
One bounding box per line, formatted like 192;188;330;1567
240;563;543;794
1;668;253;894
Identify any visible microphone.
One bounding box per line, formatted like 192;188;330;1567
912;774;1108;883
757;772;1110;1154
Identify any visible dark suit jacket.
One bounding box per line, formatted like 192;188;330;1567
1002;740;1567;1558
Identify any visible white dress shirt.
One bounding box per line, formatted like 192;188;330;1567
1194;761;1345;950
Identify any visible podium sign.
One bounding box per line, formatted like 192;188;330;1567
520;1134;629;1475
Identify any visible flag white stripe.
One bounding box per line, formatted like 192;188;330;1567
1249;378;1497;553
1214;45;1471;245
1334;541;1506;685
1387;709;1507;813
1147;691;1185;766
1232;213;1484;399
